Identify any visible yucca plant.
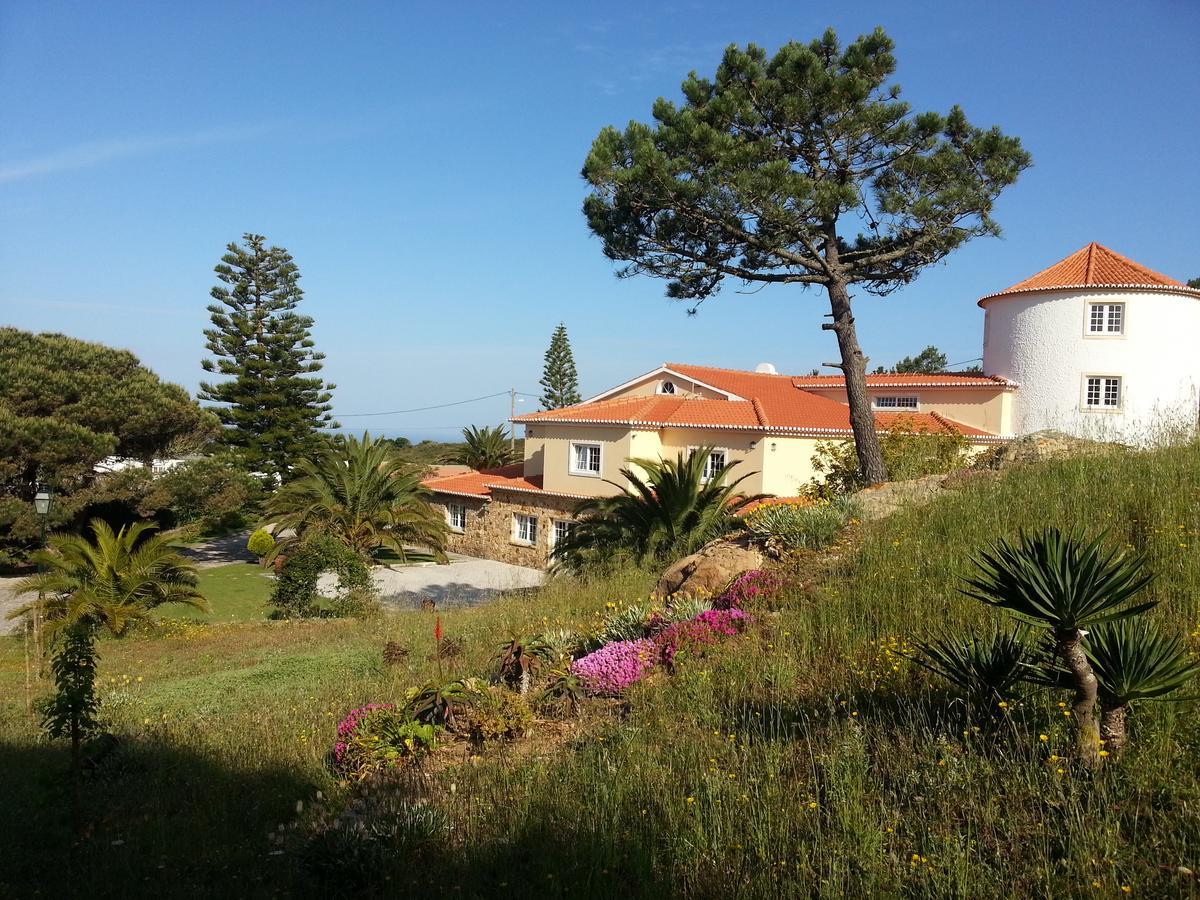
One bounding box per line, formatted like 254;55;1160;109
1083;620;1200;755
551;448;764;573
909;630;1030;713
961;527;1155;765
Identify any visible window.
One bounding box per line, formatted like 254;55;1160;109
872;395;919;410
660;380;676;394
551;519;573;548
570;441;602;476
1084;376;1122;410
446;503;466;532
513;513;538;545
702;449;727;482
1087;303;1124;335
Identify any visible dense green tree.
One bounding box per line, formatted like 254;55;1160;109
452;425;516;469
200;233;336;481
582;28;1030;485
539;323;582;409
0;329;217;565
551;448;762;573
264;432;447;562
1187;276;1199;289
9;520;204;773
873;345;949;374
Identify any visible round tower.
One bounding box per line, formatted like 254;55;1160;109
981;242;1200;444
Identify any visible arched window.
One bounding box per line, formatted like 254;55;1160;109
660;381;676;394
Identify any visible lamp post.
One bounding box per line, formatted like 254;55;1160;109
32;484;52;676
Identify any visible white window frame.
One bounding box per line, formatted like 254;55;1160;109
871;395;920;411
1082;375;1123;411
1085;302;1125;337
659;380;677;395
569;441;602;477
446;502;466;532
702;448;727;483
512;513;538;546
551;519;573;549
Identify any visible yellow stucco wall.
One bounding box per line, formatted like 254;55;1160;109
605;372;730;400
759;436;824;498
656;427;765;494
527;424;634;497
803;387;1013;434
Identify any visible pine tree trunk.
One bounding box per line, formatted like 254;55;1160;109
1099;703;1127;757
1055;627;1102;767
823;279;889;484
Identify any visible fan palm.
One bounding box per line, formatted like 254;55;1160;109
961;527;1155;765
1083;619;1200;755
551;448;764;573
7;519;205;770
266;432;447;562
452;425;516;470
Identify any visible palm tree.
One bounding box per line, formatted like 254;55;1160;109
961;527;1155;765
265;432;448;562
452;425;515;470
551;447;763;573
8;520;205;772
1083;619;1200;756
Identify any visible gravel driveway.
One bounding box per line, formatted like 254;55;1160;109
0;578;27;636
320;553;545;610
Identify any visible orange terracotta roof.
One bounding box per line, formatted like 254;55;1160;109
514;382;1003;441
980;242;1200;304
791;373;1014;388
421;463;525;498
421;463;588;501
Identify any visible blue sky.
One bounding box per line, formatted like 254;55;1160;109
1;1;1197;440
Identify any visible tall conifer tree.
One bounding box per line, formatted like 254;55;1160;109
539;322;582;410
200;234;335;480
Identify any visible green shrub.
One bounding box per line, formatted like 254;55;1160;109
271;533;378;618
464;685;534;744
807;418;969;498
246;528;275;558
744;497;859;552
335;706;437;780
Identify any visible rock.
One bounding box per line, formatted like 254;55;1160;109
654;538;764;599
851;473;951;521
972;430;1101;471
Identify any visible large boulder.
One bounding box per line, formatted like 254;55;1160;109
654;538;764;599
851;473;951;522
972;430;1102;471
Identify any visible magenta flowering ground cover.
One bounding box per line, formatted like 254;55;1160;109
713;569;781;610
570;638;660;695
332;703;394;773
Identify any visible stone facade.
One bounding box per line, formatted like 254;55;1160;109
428;489;579;569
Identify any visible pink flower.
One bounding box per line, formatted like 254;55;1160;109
713;570;780;610
571;639;659;695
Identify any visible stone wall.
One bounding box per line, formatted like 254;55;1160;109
428;490;579;568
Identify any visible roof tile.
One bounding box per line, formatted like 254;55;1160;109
981;242;1198;303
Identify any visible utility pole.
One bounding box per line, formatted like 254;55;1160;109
509;388;517;454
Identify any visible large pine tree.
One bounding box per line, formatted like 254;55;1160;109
200;234;336;480
539;322;582;409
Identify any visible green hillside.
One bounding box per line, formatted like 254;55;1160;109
2;443;1197;897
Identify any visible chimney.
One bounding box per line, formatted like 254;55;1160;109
755;362;778;375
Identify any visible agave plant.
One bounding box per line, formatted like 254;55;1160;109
961;527;1155;765
551;448;764;573
493;635;554;695
1083;620;1200;755
909;630;1030;712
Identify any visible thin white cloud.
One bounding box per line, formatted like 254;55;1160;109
0;122;280;184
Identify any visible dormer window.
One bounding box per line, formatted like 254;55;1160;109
660;381;676;395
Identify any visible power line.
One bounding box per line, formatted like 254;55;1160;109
338;389;538;418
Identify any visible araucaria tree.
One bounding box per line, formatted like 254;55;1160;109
540;322;582;410
582;28;1031;483
200;234;336;481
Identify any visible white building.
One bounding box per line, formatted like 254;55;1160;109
982;242;1200;444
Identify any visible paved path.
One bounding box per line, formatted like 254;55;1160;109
179;531;256;568
320;553;545;610
0;577;27;636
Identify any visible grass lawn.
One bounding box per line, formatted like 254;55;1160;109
160;562;275;623
2;444;1199;897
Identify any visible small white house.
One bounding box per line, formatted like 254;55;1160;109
981;242;1200;444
